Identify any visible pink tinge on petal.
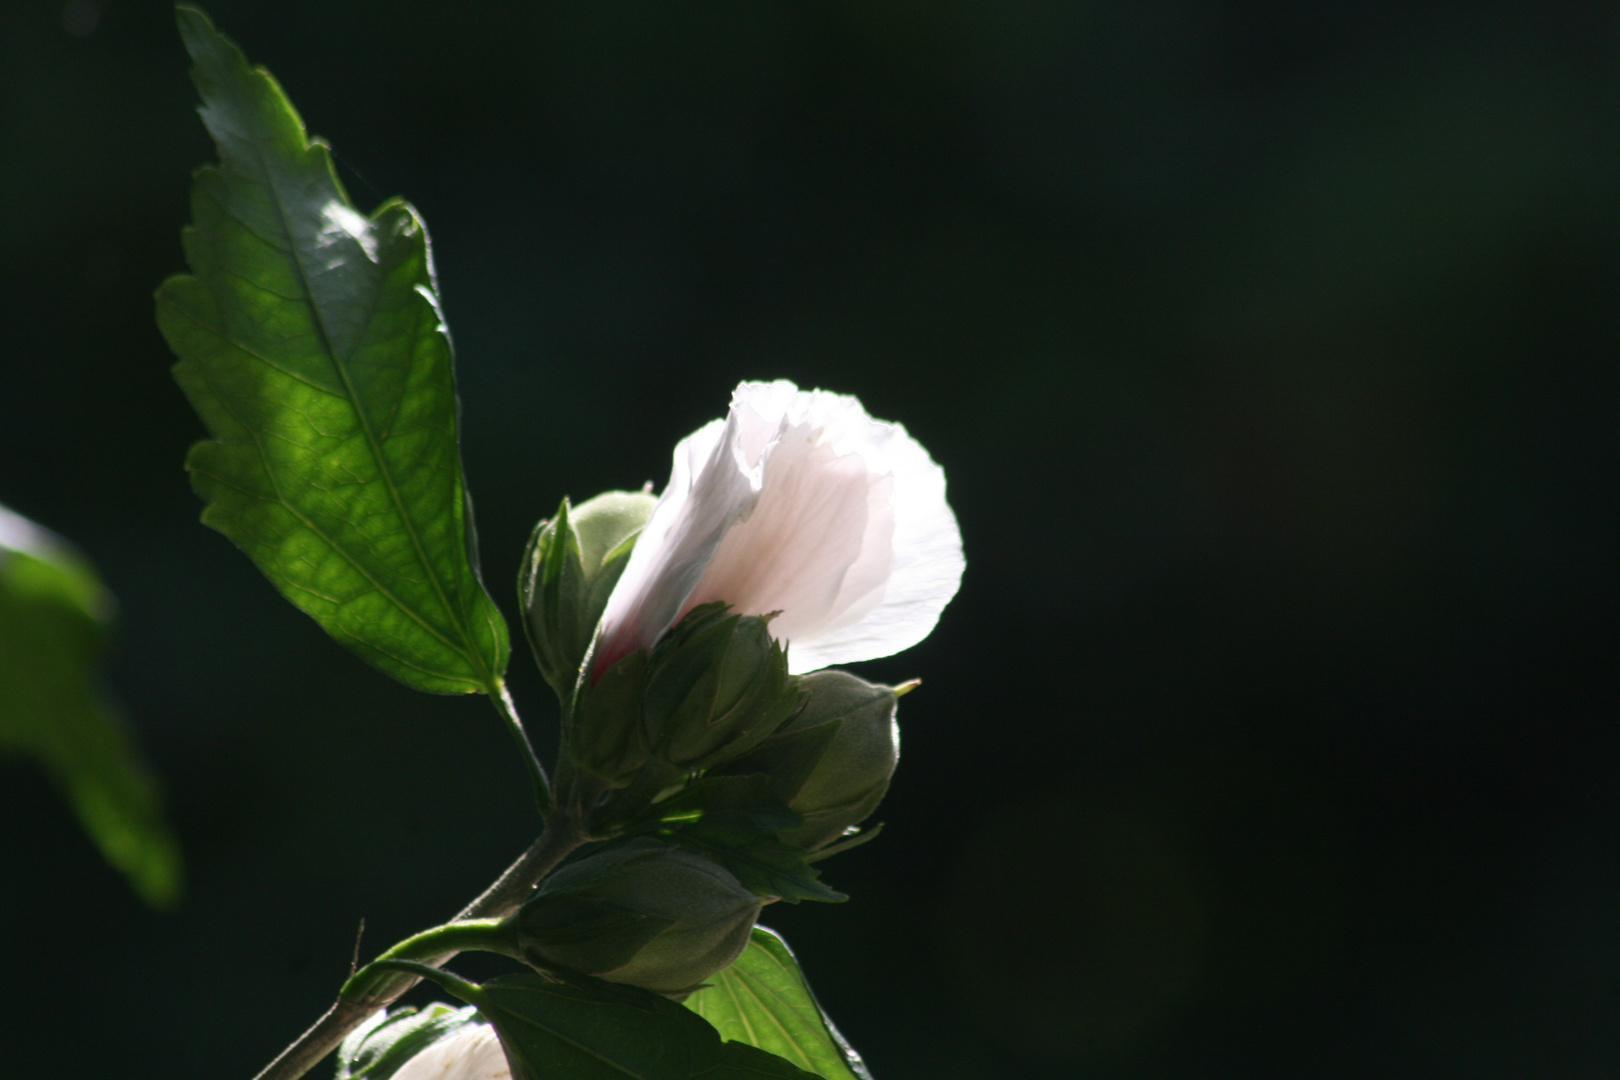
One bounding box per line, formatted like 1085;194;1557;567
592;415;758;678
681;420;875;640
590;378;963;678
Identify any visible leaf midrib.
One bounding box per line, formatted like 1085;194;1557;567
729;964;822;1073
242;117;491;691
186;346;471;686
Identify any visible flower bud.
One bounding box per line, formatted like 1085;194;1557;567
641;604;801;773
521;491;657;698
725;669;900;850
515;839;761;995
567;647;650;794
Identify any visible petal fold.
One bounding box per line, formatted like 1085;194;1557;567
594;379;963;676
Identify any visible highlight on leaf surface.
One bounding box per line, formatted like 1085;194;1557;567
156;6;508;696
686;927;874;1080
386;962;822;1080
354;987;826;1080
0;503;182;908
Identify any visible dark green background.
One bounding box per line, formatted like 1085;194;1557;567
2;1;1616;1076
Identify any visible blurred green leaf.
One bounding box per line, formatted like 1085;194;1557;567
687;927;872;1080
156;7;508;695
0;504;181;908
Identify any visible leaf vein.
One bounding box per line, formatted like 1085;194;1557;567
244;122;492;691
186;355;473;678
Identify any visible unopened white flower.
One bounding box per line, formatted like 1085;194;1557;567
594;380;963;676
390;1022;510;1080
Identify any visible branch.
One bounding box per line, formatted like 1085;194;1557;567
248;811;587;1080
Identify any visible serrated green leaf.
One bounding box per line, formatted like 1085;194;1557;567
156;7;507;695
686;928;872;1080
660;812;845;905
0;504;182;908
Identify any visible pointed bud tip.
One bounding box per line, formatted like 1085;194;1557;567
892;678;921;697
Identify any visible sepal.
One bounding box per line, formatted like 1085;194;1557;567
642;603;801;773
514;838;762;995
659;808;847;904
723;669;900;851
567;649;651;796
520;492;656;700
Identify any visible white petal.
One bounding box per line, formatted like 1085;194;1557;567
782;406;962;672
593;379;963;677
593;414;756;673
681;412;878;645
390;1024;511;1080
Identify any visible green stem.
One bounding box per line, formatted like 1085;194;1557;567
490;678;552;817
363;959;486;1006
248;808;588;1080
340;919;518;1002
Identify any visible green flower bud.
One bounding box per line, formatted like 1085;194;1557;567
520;491;657;698
725;669;900;850
642;603;801;773
515;839;761;995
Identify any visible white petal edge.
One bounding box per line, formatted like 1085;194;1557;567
594;414;753;671
390;1023;511;1080
754;388;963;672
595;379;963;676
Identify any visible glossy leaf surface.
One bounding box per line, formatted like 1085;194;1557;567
156;7;507;694
0;505;181;907
686;928;872;1080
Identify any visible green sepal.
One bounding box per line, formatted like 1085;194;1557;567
520;492;655;702
725;671;899;851
660;809;846;904
516;896;678;974
716;721;842;809
643;604;801;773
569;648;651;794
686;927;874;1080
334;1003;484;1080
626;774;783;828
519;499;586;699
157;7;508;696
0;504;181;908
803;823;883;864
513;837;761;995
